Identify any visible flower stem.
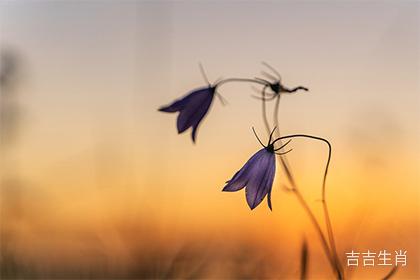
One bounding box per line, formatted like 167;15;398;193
274;133;344;280
215;78;267;88
261;85;271;136
319;142;344;280
262;95;344;279
293;186;339;278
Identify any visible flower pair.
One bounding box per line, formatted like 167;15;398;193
158;82;284;210
158;87;291;210
158;65;306;210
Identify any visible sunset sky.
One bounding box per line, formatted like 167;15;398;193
1;1;419;278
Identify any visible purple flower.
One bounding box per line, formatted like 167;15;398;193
158;86;216;143
223;128;292;210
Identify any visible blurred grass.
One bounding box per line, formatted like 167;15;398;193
0;234;281;279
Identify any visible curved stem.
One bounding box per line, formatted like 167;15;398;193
215;77;268;88
312;139;344;278
272;133;343;279
267;96;343;279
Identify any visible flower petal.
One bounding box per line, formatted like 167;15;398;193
159;86;215;142
158;98;186;113
245;151;275;210
176;87;214;136
223;149;267;192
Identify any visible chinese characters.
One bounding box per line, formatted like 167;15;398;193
346;250;407;267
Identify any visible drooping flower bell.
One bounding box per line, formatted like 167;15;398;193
159;85;216;143
223;128;292;210
158;65;228;143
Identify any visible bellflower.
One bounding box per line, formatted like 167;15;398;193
158;85;216;143
223;128;292;210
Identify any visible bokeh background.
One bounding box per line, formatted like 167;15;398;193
0;1;419;279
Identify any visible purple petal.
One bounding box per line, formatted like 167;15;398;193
176;87;214;137
158;98;187;113
223;148;276;210
159;86;216;142
243;150;275;210
223;149;267;192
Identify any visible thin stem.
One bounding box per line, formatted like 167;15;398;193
251;94;277;101
273;94;281;136
272;94;298;192
260;98;338;277
268;96;343;279
292;186;337;278
271;133;343;279
323;199;343;279
261;85;271;135
215;78;268;88
261;93;297;188
311;138;344;279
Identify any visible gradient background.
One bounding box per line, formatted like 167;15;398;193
0;1;419;279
